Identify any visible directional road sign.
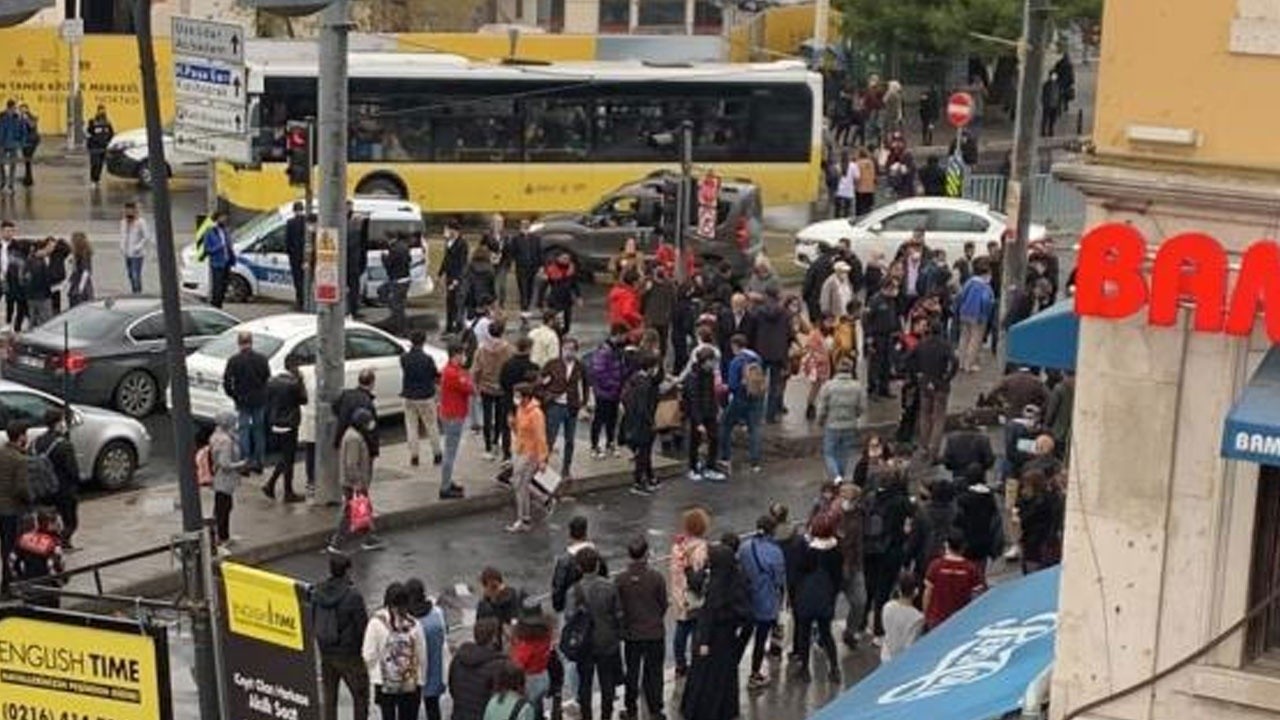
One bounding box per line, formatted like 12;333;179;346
174;57;246;104
174;129;253;165
172;17;244;65
176;101;245;135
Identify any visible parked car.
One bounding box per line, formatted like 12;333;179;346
793;197;1048;266
179;197;433;305
105;127;207;188
2;297;240;419
528;172;763;279
180;314;447;425
0;379;152;489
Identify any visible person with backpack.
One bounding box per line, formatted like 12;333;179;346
615;536;667;720
32;409;78;548
209;411;246;552
669;508;710;677
404;579;447;720
450;619;508;720
718;334;765;475
549;516;608;712
483;662;535;720
9;508;63;608
263;357;308;503
621;352;661;496
0;421;29;596
315;553;372;720
588;325;628;459
737;515;786;691
363;582;427;719
680;542;750;720
440;342;474;500
510;600;555;719
562;547;621;720
861;467;914;642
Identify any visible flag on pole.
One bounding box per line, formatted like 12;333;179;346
945;146;967;198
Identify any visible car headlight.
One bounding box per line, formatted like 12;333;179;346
527;222;545;234
111;141;139;152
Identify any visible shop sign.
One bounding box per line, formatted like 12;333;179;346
0;606;172;720
1075;222;1280;342
218;561;319;720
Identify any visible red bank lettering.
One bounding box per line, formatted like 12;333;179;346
1075;225;1280;343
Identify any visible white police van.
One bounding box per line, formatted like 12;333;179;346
180;197;433;304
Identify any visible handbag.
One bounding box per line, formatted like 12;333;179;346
347;490;374;534
654;396;683;432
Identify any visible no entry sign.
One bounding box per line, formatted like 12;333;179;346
947;92;974;128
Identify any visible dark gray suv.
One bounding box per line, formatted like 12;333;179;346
527;172;764;278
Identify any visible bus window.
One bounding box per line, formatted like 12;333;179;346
747;86;811;162
525;98;591;162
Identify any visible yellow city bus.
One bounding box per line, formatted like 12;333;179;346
218;53;823;217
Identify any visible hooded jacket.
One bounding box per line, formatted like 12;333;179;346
566;574;623;656
589;338;627;401
312;576;369;658
210;412;242;494
642;277;677;327
751;300;792;364
461;258;497;310
615;559;668;642
608;282;643;330
738;534;786;622
448;642;506;720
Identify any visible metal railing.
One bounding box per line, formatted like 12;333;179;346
963;173;1086;238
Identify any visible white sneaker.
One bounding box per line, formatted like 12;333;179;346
1003;545;1022;561
703;469;728;483
608;445;621;458
687;469;704;482
482;450;496;461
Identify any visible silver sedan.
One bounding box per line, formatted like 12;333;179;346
0;379;152;490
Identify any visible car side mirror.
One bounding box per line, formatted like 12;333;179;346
869;222;884;233
68;409;83;427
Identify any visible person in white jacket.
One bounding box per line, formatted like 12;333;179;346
362;582;428;720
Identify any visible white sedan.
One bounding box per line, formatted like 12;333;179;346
180;314;447;426
793;197;1048;266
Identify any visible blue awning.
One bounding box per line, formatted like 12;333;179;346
1008;300;1078;372
1221;346;1280;465
810;567;1061;720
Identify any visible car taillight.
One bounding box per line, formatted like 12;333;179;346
54;352;89;374
736;217;749;250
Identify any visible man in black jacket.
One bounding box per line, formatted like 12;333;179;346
313;553;370;720
866;281;900;399
908;321;959;461
383;231;412;336
346;202;369;318
34;409;78;548
568;547;623;720
622;353;661;495
332;369;378;459
941;412;995;484
752;287;793;424
802;245;838;322
615;536;668;720
222;332;271;473
716;293;756;378
401;329;442;468
263;358;307;502
510;219;541;312
448;618;506;720
438;220;469;334
285;201;307;310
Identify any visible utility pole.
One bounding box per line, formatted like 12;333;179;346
304;116;316;313
65;0;83;150
674;120;693;284
131;2;219;719
314;0;349;507
998;0;1051;368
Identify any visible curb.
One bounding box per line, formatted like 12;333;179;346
68;462;682;611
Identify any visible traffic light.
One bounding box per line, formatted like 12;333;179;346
285;121;309;187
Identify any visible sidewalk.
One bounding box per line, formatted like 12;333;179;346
64;428;680;602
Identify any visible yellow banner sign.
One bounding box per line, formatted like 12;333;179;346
0;609;171;720
221;561;306;651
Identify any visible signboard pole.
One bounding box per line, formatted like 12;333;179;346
674;120;693;284
64;3;83;149
132;2;221;718
304;117;316;314
314;0;350;507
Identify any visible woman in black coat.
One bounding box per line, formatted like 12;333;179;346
955;480;1003;571
681;543;749;720
1017;469;1064;574
792;515;844;683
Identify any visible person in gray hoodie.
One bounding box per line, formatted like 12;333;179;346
816;358;866;483
313;553;370;720
329;408;385;553
210;411;246;552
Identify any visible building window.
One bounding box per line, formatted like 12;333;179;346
599;0;630;32
637;0;684;30
1231;0;1280;55
78;0;134;34
693;0;721;34
1249;465;1280;660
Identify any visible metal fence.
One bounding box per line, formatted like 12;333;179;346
963;173;1086;238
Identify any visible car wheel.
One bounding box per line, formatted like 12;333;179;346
114;370;159;418
94;439;138;490
227;274;252;303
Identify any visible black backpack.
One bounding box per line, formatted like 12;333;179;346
863;488;890;555
557;583;594;663
27;437;62;502
313;601;343;649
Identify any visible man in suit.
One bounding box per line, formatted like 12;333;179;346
345;202;369;318
716;292;756;377
438;220;469;334
285;202;307;310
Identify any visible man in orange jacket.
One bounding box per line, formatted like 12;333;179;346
507;381;548;533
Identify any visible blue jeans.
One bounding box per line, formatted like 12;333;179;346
237;406;266;470
673;618;696;671
823;428;857;481
441;419;464;492
545;402;577;478
719;397;762;466
124;256;144;294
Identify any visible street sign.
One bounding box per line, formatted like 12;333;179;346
172;16;244;65
176;100;246;135
696;172;720;240
175;56;246;104
947;91;974;128
58;17;83;44
314;226;340;304
174;129;253;164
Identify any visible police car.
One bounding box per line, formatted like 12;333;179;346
179;198;434;304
